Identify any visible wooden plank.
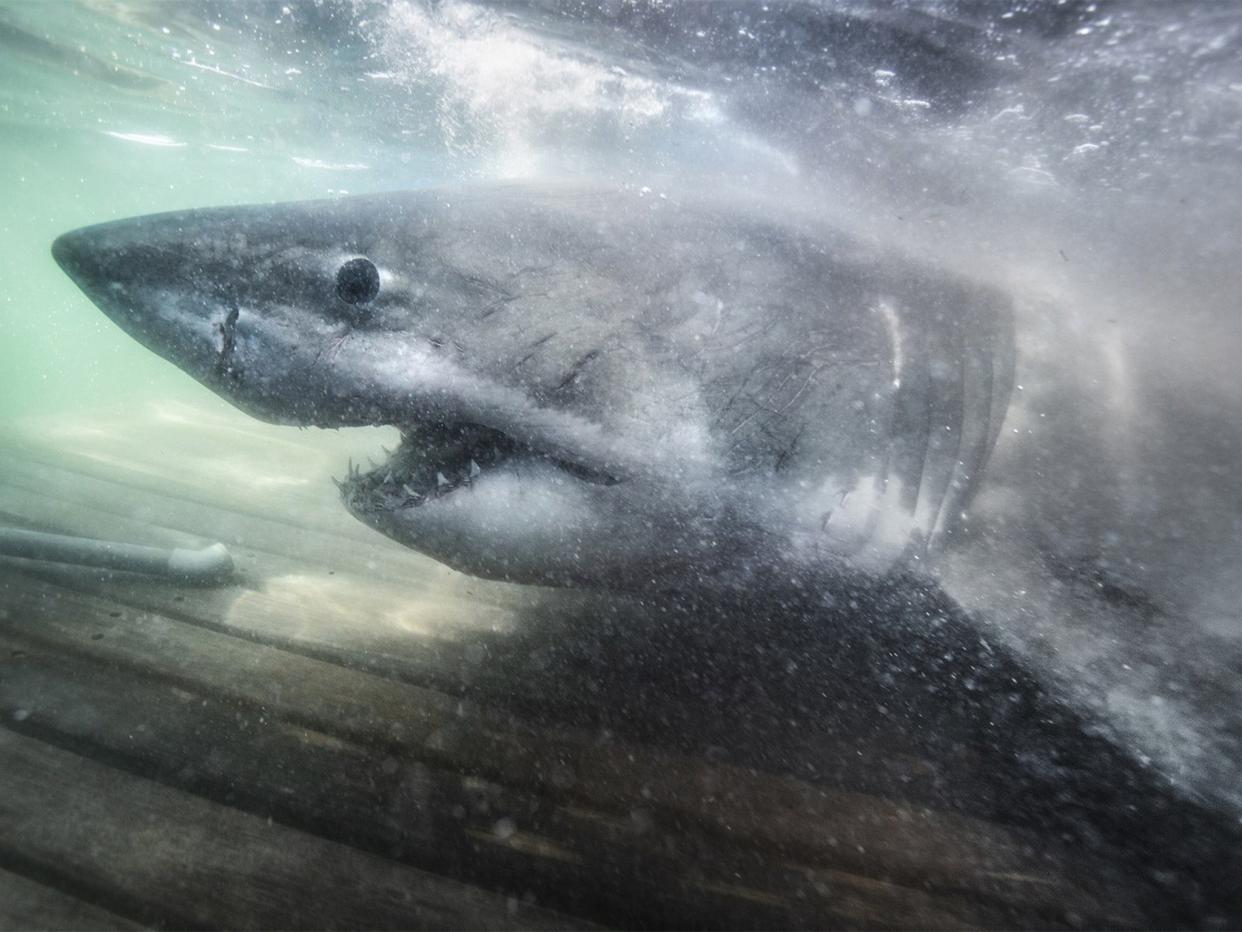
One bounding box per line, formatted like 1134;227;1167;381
0;868;143;932
0;543;989;866
0;564;1145;925
0;536;979;852
0;727;583;931
0;632;1002;930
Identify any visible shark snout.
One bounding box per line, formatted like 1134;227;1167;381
52;222;156;302
52;217;187;297
52;219;216;369
51;224;143;331
52;220;199;333
51;227;100;286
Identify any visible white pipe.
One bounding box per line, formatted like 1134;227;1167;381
0;527;234;583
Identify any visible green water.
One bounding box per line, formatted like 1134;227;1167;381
0;0;735;423
4;131;261;421
3;14;314;420
0;1;462;422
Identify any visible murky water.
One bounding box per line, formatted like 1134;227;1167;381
3;1;1242;925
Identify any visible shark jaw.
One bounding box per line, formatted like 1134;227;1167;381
338;419;620;515
330;416;688;589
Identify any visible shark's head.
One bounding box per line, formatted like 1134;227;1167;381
53;186;1013;590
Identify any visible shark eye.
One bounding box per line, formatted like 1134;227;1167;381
336;257;380;306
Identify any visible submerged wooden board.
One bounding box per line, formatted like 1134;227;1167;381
0;631;1004;930
0;869;140;932
0;729;575;931
0;401;1160;928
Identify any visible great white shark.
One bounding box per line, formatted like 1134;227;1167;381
47;183;1242;920
51;184;1014;591
33;0;1242;919
49;181;1242;841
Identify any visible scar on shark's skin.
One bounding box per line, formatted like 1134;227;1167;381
515;332;559;369
214;304;240;382
312;328;354;368
554;349;601;391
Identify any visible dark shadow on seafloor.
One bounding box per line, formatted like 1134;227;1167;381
460;572;1242;928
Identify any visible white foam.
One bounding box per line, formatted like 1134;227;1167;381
375;0;717;166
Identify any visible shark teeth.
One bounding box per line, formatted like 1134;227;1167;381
338;419;619;512
340;424;512;509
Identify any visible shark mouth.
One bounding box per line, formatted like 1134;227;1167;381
339;420;620;513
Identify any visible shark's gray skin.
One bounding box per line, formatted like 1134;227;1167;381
51;184;1013;589
48;182;1242;867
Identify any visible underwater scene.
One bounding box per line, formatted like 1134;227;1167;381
1;1;1241;928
